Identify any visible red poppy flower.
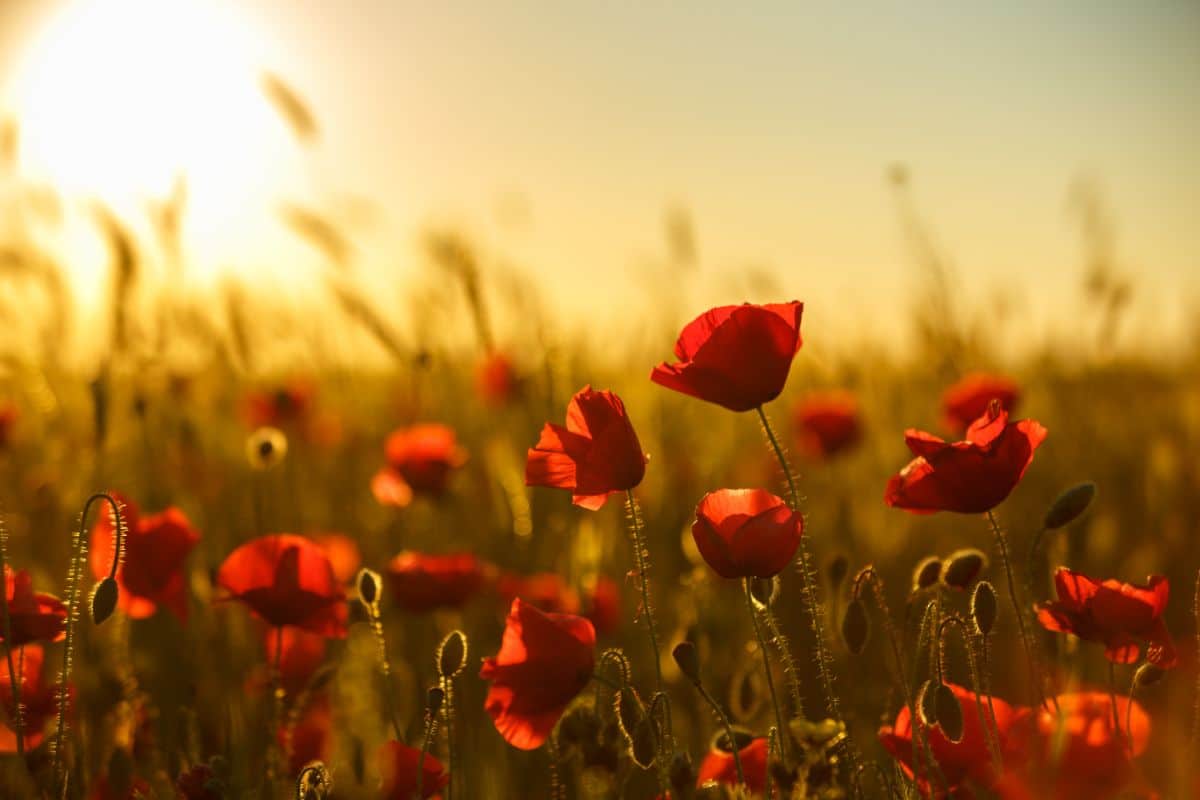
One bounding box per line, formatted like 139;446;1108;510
651;301;803;412
1036;569;1177;667
215;534;347;638
385;552;488;613
878;682;1023;796
691;489;803;579
89;495;199;622
696;731;770;794
477;351;520;406
175;763;223;800
0;403;17;449
264;625;328;697
1;567;67;646
496;572;581;615
793;391;862;460
942;373;1020;433
480;598;596;750
583;575;622;636
313;533;362;585
0;644;63;751
525;386;646;510
372;424;468;508
279;693;333;775
240;379;315;429
998;692;1151;800
884;404;1047;515
378;739;449;799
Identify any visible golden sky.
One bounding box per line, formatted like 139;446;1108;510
1;0;1197;354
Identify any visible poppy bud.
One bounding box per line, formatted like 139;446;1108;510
940;549;988;591
437;630;468;679
1044;482;1096;529
827;554;849;590
971;581;998;636
630;716;658;769
669;751;697;800
1134;662;1165;688
917;680;937;726
356;568;381;607
748;576;779;609
912;556;942;592
426;685;445;715
841;597;870;655
672;641;702;685
615;686;645;742
296;761;333;800
933;682;964;743
90;577;119;625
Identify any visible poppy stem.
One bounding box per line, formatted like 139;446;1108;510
692;680;745;788
756;407;859;780
760;601;806;720
416;702;441;800
364;593;404;742
937;614;1004;773
1108;661;1127;755
744;578;789;765
0;513;25;758
622;492;671;741
53;492;123;798
984;510;1047;711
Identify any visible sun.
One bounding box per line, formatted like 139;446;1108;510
8;0;291;276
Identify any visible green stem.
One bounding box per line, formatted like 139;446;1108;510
693;681;745;787
416;710;440;800
745;578;789;764
53;492;123;797
624;491;672;754
985;510;1046;711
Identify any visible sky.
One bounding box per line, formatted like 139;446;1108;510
0;0;1197;354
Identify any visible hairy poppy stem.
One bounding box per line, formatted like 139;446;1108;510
744;578;788;764
761;603;806;720
0;512;25;758
985;510;1046;711
756;407;858;780
53;492;123;798
623;492;671;744
416;712;439;800
692;680;745;787
937;615;1003;772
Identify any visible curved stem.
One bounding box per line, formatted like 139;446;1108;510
938;615;1003;772
745;578;789;764
698;681;745;787
53;492;123;797
985;510;1046;711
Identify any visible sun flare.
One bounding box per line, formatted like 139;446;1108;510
9;0;287;273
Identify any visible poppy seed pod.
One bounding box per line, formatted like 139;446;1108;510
672;641;702;685
437;630;468;679
912;556;942;592
90;576;119;625
971;581;998;636
940;548;988;591
356;568;381;607
1043;482;1096;530
841;597;870;655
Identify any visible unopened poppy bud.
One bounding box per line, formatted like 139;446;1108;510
841;597;870;655
672;641;702;685
669;751;697;800
615;686;645;740
630;716;658;769
437;630;468;679
933;682;963;743
90;577;119;625
827;554;849;590
1134;662;1165;688
356;568;381;607
297;761;333;800
912;556;942;592
941;548;988;591
917;680;937;726
426;685;445;715
748;576;779;608
1044;482;1096;529
971;581;998;635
